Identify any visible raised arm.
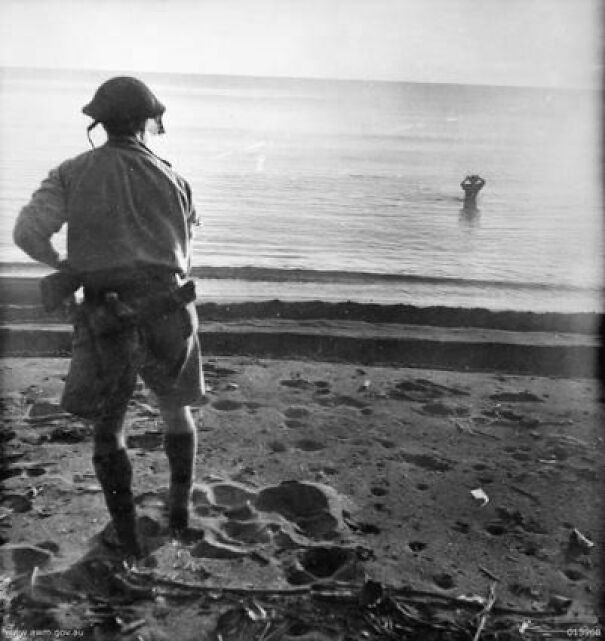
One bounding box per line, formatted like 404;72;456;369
13;167;67;269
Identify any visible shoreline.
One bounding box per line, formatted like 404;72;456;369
1;263;602;315
0;274;602;334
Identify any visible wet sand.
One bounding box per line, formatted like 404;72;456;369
1;352;603;638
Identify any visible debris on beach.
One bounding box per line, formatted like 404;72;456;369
1;567;582;640
470;488;489;507
567;528;595;556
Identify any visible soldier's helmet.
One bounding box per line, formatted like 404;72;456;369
82;76;165;124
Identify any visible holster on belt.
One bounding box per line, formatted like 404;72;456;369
83;279;197;336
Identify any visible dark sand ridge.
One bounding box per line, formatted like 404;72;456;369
0;275;601;379
1;273;601;334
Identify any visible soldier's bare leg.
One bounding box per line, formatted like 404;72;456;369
93;410;141;557
160;401;197;534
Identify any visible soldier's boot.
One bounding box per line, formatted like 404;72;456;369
164;431;197;534
93;448;142;557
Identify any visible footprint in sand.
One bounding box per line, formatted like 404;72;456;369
397;451;453;472
477;475;495;485
268;440;287;453
418;402;470;417
408;540;427;552
134;477;354;580
390;379;469;402
205;363;238;378
294;438;326;452
433;573;456;590
285;546;361;585
315;395;370;411
210;482;257;507
192;479;350;562
1;464;47;480
485;523;507;536
284;419;305;429
24;466;47;477
312;381;332;396
222;520;272;545
223;502;256;521
280;378;313;390
489;391;544;403
284;406;310;420
0;494;33;513
345;519;381;536
300;546;358;578
321;466;338;476
511;451;532;462
494;508;546;535
255;480;344;539
212;399;244;411
562;567;586;582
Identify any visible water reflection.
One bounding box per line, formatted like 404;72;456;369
459;203;481;227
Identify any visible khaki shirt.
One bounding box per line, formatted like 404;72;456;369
13;136;197;276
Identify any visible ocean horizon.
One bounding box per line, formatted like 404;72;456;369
1;66;602;313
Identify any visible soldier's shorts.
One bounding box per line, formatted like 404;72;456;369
61;294;204;420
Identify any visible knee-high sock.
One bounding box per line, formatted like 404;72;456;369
164;431;197;530
93;448;140;555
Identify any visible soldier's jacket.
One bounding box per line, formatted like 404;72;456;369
13;135;197;277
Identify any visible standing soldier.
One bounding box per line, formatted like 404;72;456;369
13;77;204;559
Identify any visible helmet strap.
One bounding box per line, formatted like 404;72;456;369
86;121;99;148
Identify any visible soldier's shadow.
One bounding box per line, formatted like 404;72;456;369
8;515;169;634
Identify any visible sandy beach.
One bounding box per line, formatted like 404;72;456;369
0;279;603;639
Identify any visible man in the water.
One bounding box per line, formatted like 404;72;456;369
13;77;204;558
460;174;486;206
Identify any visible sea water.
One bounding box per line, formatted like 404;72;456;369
0;67;602;312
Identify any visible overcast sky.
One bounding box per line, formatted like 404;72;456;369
0;0;601;88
